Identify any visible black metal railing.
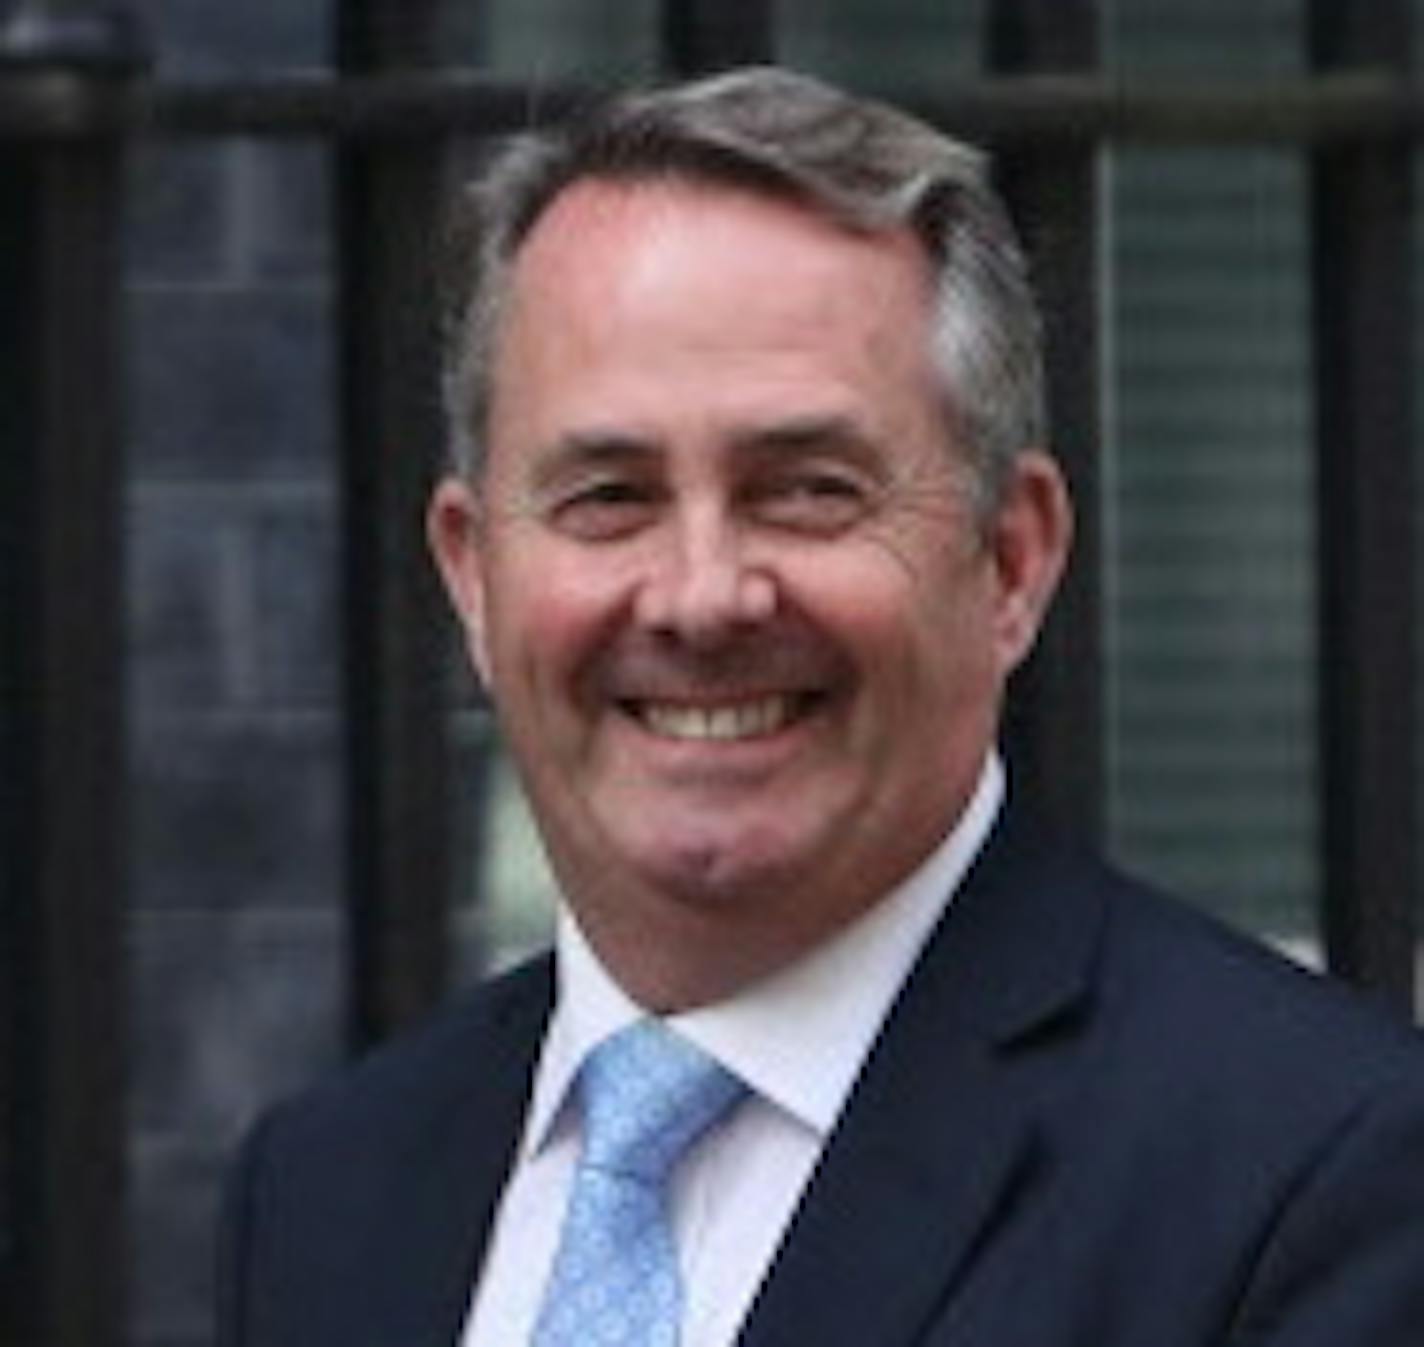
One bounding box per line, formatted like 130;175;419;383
0;0;1416;1342
2;5;144;1345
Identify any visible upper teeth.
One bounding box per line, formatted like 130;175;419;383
641;696;793;741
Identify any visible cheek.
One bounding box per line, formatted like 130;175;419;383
485;550;627;700
859;559;1002;720
822;529;992;647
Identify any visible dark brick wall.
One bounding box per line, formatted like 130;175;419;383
126;0;327;78
123;8;341;1345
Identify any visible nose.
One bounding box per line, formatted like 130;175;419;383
633;503;777;648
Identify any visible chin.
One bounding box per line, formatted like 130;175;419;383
623;821;813;909
602;770;859;880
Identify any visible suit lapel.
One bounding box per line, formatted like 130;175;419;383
346;958;553;1344
739;806;1107;1347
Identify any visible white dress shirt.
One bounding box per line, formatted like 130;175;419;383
461;753;1005;1347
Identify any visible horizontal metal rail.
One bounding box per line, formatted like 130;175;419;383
1;71;1422;144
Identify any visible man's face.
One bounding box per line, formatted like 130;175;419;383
431;179;1068;1005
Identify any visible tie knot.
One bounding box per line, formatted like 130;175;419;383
577;1020;745;1185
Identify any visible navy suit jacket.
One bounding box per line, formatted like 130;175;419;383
217;804;1424;1344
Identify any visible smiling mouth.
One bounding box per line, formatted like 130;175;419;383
624;693;819;742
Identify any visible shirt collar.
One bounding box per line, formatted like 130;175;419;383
520;914;643;1159
524;752;1005;1154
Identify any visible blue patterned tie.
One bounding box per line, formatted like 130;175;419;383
531;1019;746;1346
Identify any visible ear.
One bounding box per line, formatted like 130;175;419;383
427;475;493;688
988;449;1073;674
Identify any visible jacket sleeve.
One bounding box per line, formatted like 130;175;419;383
1228;1071;1424;1345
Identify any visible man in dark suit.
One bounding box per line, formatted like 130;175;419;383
218;67;1424;1345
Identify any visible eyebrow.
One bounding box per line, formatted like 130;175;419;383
730;413;884;468
526;412;883;489
527;431;663;491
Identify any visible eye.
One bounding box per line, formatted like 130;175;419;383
549;477;660;541
750;469;873;534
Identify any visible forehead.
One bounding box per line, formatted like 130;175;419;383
504;175;932;339
489;178;938;437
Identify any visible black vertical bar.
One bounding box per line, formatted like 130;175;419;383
987;0;1106;842
336;0;453;1046
660;0;774;75
1308;0;1416;1008
0;6;144;1343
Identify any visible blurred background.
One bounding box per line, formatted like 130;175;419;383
2;1;1422;1344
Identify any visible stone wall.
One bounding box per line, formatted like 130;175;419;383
124;7;340;1344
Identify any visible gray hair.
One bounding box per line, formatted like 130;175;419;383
440;66;1047;511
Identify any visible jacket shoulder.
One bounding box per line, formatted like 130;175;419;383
1091;858;1424;1119
245;953;552;1170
